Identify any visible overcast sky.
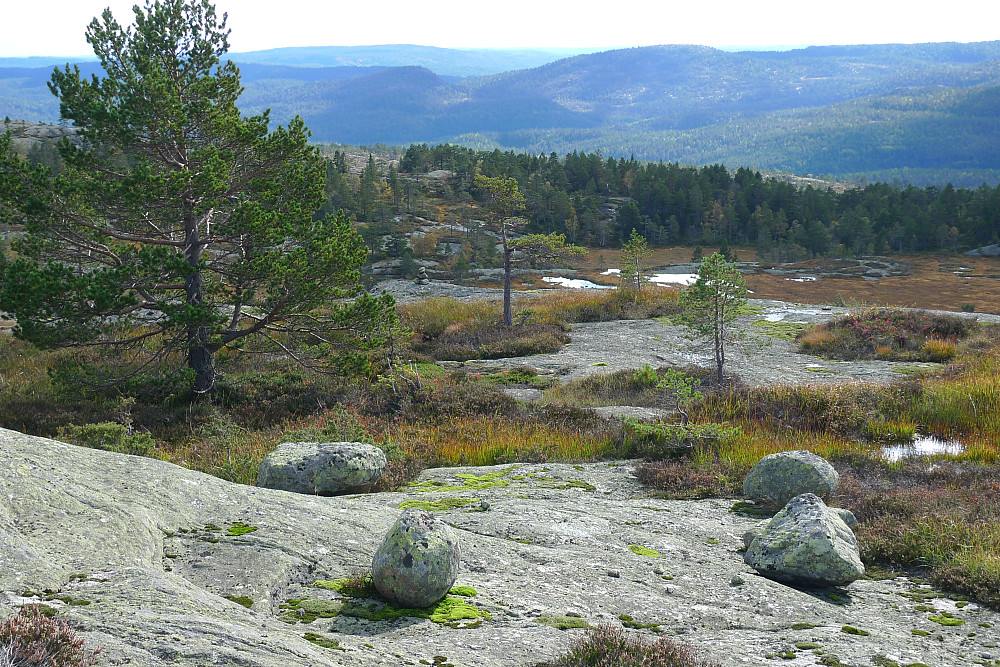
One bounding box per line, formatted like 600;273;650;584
3;0;997;57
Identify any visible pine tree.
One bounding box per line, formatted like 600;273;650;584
0;0;395;394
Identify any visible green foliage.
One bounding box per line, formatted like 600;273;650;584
56;422;155;456
676;253;760;384
0;0;395;395
618;228;652;293
623;419;740;459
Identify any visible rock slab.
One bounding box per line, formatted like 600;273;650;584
257;441;386;496
372;509;460;608
744;493;865;587
742;449;839;509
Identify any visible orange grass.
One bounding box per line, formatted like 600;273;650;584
385;416;616;468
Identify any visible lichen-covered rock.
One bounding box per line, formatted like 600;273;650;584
257;441;386;496
744;493;864;587
372;509;460;608
742;450;838;509
833;507;858;528
742;520;768;549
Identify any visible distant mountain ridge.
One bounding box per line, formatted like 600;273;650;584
2;41;999;185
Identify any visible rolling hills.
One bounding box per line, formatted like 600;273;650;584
2;41;999;185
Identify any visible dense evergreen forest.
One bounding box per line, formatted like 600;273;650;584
322;144;1000;262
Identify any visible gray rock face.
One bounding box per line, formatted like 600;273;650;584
742;449;839;509
965;244;1000;257
257;441;386;496
744;493;865;587
2;428;997;667
372;509;460;608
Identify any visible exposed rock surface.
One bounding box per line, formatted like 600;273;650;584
2;428;998;666
742;450;839;509
372;509;460;608
744;493;865;587
964;244;1000;257
257;441;386;496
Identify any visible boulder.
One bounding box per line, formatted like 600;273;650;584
257;441;386;496
742;506;857;549
372;509;460;608
742;450;838;509
744;493;864;587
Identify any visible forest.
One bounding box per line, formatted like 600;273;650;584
320;143;1000;262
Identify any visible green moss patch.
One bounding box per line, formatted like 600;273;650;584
535;615;591;630
313;577;378;599
928;614;964;626
223;595;254;608
628;544;660;558
751;320;812;341
791;623;818;630
448;586;477;598
408;465;521;493
226;522;258;536
279;598;344;624
618;614;660;631
794;642;820;650
841;625;870;636
901;588;940;602
303;632;344;650
398;497;481;511
533;477;596;492
911;628;930;636
340;595;490;629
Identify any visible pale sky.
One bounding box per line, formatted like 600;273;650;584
2;0;998;57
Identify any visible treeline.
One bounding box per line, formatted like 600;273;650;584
394;144;1000;258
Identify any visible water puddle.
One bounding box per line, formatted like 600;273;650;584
881;434;964;462
649;273;698;286
600;269;621;276
542;277;613;289
785;276;818;282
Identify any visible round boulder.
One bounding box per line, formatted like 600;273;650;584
372;509;460;608
744;493;864;587
257;441;386;496
742;450;838;509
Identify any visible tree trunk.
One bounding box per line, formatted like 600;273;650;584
184;222;215;393
502;248;513;326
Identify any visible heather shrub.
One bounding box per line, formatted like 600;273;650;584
539;624;721;667
798;307;976;362
0;605;99;667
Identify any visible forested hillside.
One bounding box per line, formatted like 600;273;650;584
2;42;999;186
312;145;1000;273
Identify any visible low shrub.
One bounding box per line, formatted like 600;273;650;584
623;419;740;459
524;286;680;325
538;623;721;667
55;422;155;456
797;307;976;362
411;322;568;361
0;605;100;666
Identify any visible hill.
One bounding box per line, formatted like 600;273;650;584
3;42;1000;185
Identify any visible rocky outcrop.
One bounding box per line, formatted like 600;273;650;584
1;428;995;667
257;441;386;495
743;493;865;587
372;509;460;608
742;450;839;509
964;244;1000;257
